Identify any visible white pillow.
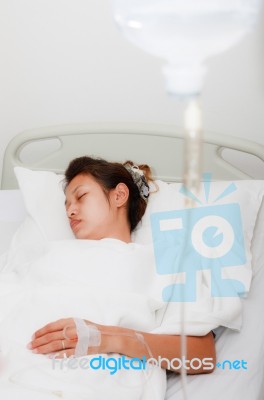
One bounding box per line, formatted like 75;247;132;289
14;167;74;241
133;179;264;299
14;167;264;295
14;166;264;242
133;179;264;244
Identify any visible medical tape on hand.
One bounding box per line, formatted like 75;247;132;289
71;318;101;357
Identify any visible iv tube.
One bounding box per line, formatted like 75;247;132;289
157;100;203;400
183;100;203;207
181;99;203;399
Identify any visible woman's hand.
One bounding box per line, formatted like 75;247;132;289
27;317;103;359
26;318;216;374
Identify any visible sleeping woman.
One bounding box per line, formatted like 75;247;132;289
0;156;216;400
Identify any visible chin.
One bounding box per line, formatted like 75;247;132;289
73;229;85;240
74;230;96;240
74;232;86;240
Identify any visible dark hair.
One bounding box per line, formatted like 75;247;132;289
64;156;153;231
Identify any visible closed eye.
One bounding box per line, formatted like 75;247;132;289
78;193;87;200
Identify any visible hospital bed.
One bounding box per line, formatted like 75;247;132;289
0;123;264;400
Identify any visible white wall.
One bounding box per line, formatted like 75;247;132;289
0;0;263;179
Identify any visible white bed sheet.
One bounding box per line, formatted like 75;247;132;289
0;191;264;400
0;190;26;256
0;239;170;400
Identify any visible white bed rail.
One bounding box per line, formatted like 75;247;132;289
1;123;264;189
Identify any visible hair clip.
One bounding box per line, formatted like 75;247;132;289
125;165;150;201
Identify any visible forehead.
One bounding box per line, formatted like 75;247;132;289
65;174;98;195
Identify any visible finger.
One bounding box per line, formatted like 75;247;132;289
29;331;63;350
30;325;77;350
62;325;78;341
33;318;74;340
31;339;77;355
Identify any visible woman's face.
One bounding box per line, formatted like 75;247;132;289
65;174;117;240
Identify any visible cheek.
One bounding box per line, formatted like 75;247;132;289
82;201;105;220
96;197;111;214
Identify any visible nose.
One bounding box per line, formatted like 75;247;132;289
67;203;78;218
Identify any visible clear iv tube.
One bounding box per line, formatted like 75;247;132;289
183;99;203;207
181;99;203;400
158;99;203;400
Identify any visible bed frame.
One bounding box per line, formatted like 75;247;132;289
1;123;264;189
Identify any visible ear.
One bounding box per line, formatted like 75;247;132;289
113;183;129;207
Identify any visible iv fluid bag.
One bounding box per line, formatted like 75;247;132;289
111;0;262;96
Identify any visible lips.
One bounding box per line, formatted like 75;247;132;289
70;219;81;230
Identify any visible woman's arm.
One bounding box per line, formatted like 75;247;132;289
28;318;216;375
99;324;216;374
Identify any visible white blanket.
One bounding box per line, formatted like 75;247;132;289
0;238;247;399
